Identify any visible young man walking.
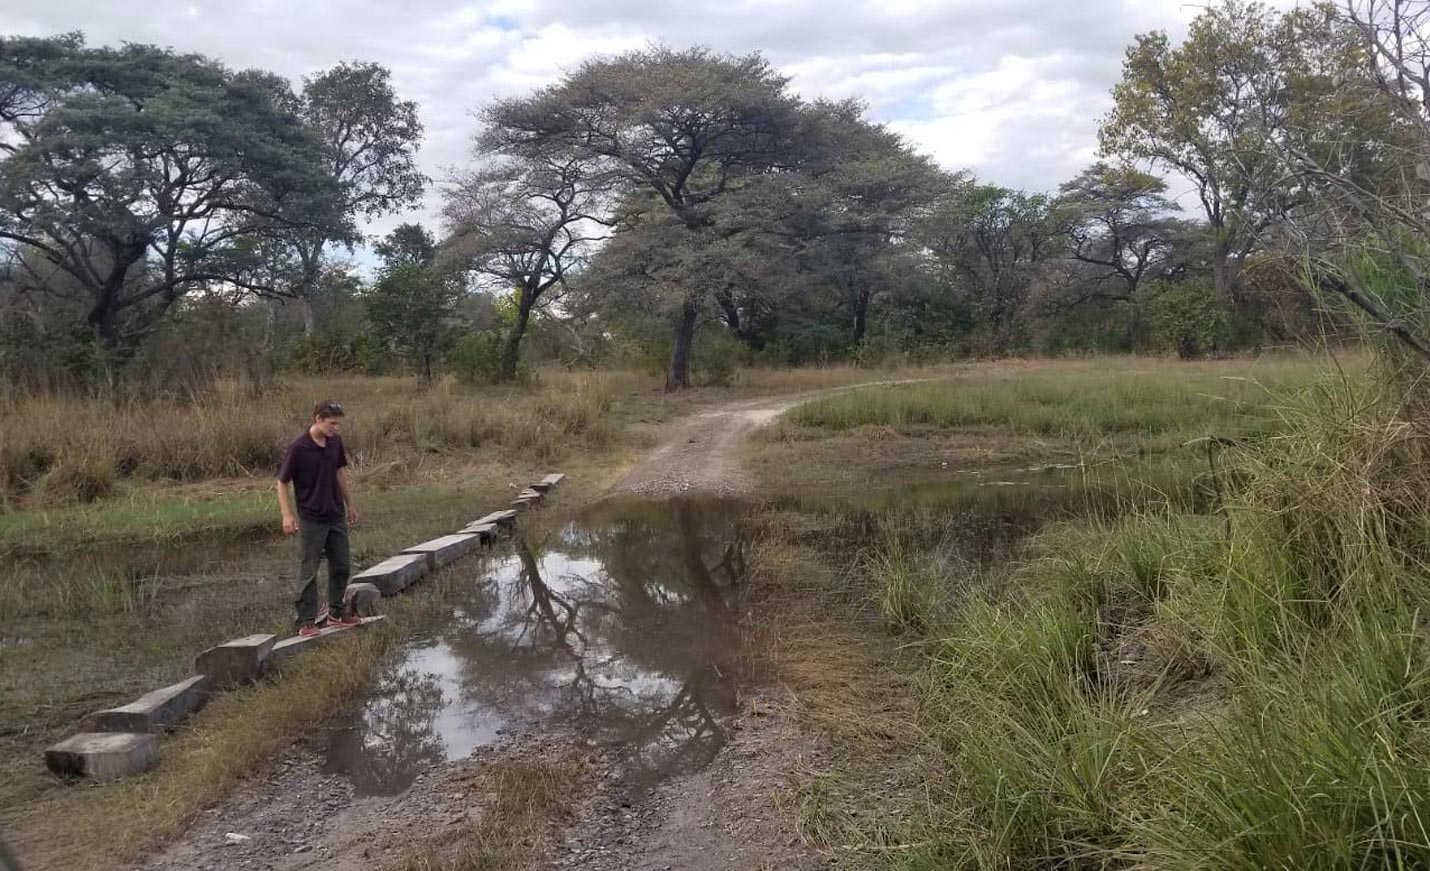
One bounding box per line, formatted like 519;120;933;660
277;400;362;637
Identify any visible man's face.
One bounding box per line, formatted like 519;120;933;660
315;415;343;438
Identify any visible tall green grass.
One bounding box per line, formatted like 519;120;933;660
858;365;1430;868
787;357;1338;448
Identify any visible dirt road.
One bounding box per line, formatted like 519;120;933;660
611;380;926;498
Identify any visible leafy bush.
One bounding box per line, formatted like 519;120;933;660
282;329;391;375
693;330;744;386
1144;278;1234;358
447;331;509;384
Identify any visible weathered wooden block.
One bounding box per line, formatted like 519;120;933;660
46;732;159;781
344;581;382;617
401;533;481;570
533;473;565;492
194;634;276;689
272;616;387;662
352;553;429;596
82;675;210;733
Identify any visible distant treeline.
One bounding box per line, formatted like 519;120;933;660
1;2;1418;391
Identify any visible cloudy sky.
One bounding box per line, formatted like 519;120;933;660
2;0;1299;240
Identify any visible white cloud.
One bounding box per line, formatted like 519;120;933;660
0;0;1308;237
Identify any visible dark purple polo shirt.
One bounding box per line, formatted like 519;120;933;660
277;431;348;521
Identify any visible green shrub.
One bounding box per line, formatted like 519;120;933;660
447;331;510;384
1144;278;1235;358
693;331;744;387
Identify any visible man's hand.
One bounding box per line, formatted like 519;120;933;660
346;504;361;525
282;514;299;535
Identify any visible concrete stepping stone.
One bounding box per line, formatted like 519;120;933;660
46;732;159;781
344;581;382;617
459;521;497;543
474;509;519;529
272;615;387;663
82;675;210;733
195;634;277;689
401;533;481;570
512;491;542;511
352;553;428;596
533;473;565;492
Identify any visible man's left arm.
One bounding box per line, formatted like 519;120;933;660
336;441;359;524
338;468;359;524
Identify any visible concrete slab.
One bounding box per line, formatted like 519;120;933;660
474;509;519;529
344;581;382;617
82;675;209;733
46;732;159;781
401;533;481;570
352;553;429;596
272;616;387;663
195;634;276;689
459;521;497;543
533;473;565;492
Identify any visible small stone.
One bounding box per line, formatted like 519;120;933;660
224;833;251;845
294;845;312;854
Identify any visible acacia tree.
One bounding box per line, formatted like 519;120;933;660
1050;162;1183;342
291;62;425;335
365;224;463;382
923;183;1054;351
442;153;613;380
796;101;947;347
0;34;343;372
1099;1;1342;301
482;46;803;389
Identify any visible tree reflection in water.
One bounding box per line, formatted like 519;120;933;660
323;668;447;796
326;498;748;794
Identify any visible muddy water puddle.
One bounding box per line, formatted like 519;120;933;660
324;498;747;796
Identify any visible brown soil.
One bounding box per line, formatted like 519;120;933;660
610;380;928;497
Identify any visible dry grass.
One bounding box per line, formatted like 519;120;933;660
8;631;397;870
743;521;939;866
0;370;624;509
387;753;590;871
3;558;510;871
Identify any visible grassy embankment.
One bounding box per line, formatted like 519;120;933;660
748;351;1430;868
0;362;944;871
0;370;630;870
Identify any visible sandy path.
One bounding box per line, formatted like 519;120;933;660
610;380;925;498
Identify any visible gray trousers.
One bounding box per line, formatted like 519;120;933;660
294;516;351;625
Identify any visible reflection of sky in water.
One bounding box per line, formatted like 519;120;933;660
325;501;745;797
382;642;505;758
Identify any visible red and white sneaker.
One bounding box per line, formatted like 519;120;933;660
298;622;322;638
328;613;363;628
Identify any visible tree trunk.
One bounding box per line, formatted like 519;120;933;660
300;296;316;337
499;291;535;381
852;290;869;346
1211;237;1240;302
666;298;699;392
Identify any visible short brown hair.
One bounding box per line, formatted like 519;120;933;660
313;400;345;420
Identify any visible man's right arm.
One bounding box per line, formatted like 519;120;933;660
276;446;298;535
276;479;298;535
